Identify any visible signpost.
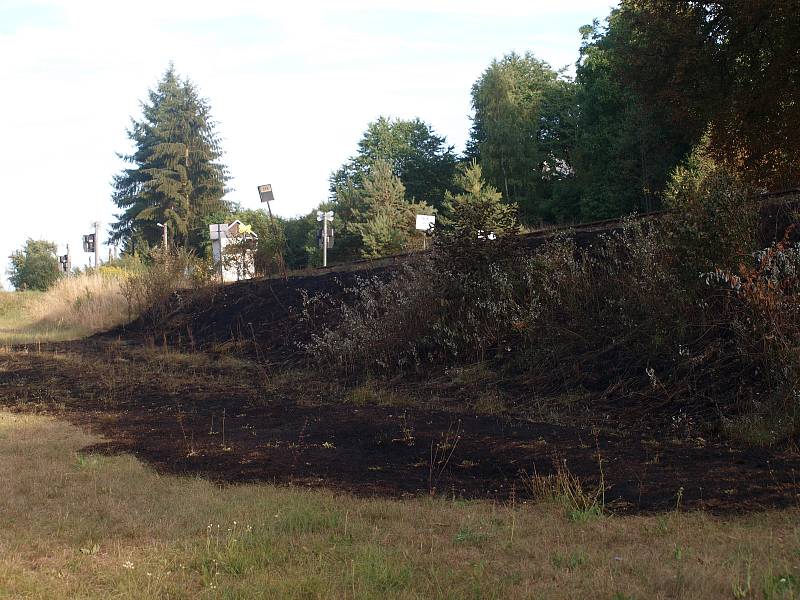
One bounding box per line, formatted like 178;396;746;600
317;210;334;267
93;221;100;268
258;184;287;280
415;214;435;250
156;222;168;249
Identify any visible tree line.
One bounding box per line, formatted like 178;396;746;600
8;1;798;288
105;1;798;271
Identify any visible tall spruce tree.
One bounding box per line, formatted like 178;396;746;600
110;65;228;254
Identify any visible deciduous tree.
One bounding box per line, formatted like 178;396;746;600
330;117;457;210
615;0;800;188
7;239;60;291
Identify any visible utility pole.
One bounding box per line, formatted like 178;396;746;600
93;221;100;268
157;222;168;251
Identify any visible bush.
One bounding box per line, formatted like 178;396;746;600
707;232;800;443
120;247;206;328
665;138;759;274
301;147;799;445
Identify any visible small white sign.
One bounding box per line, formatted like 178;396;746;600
415;214;435;231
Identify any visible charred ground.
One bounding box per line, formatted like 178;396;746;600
1;202;799;514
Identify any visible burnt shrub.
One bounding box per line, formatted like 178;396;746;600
301;156;799;445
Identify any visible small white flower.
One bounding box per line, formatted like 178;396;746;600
122;561;134;570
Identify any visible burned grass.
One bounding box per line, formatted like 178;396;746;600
1;344;798;515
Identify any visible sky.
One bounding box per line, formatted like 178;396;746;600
0;0;617;288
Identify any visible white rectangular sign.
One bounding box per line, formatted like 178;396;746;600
415;214;435;231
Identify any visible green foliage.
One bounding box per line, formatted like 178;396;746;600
325;117;452;262
282;213;318;270
7;239;61;291
348;161;432;259
111;64;229;255
466;43;691;224
436;160;519;272
330;116;457;210
469;52;573;223
665;138;758;273
615;0;800;189
572;15;694;220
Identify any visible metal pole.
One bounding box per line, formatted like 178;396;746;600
323;215;328;268
93;221;100;268
162;222;168;250
217;223;223;282
66;243;71;275
265;200;287;280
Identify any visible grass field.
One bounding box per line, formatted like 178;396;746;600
1;410;798;599
0;274;128;345
0;291;81;345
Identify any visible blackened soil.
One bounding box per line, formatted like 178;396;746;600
1;346;797;514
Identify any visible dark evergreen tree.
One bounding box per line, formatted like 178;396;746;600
571;16;694;220
110;65;229;254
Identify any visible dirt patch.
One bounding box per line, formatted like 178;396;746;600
1;345;798;514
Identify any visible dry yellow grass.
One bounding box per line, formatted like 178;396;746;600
0;271;134;345
27;271;130;334
0;410;798;599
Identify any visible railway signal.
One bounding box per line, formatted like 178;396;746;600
83;222;100;267
58;245;71;274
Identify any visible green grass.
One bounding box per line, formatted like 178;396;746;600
1;410;799;599
0;290;84;345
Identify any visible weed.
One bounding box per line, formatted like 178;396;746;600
454;525;489;546
428;420;462;495
527;459;606;522
763;573;798;600
551;550;587;571
75;454;100;469
732;556;753;599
